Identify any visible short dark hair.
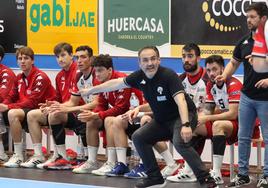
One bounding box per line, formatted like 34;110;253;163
0;45;5;60
75;45;93;57
92;54;113;69
53;42;73;56
205;55;225;67
182;43;201;56
16;46;34;60
246;2;268;17
138;46;160;58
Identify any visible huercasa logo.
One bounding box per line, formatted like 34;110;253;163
29;0;95;32
107;17;164;34
201;0;256;32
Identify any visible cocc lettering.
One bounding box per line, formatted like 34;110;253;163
212;0;252;17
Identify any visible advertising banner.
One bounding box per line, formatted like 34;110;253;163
0;0;27;53
27;0;98;54
99;0;170;57
171;0;254;58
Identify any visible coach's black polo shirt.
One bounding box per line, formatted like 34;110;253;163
233;32;268;101
124;66;196;123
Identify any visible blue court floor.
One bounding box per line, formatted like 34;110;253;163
0;177;114;188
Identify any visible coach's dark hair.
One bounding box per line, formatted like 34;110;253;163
182;43;201;57
75;45;93;57
205;55;225;67
92;54;113;69
246;2;268;17
138;46;160;58
53;42;73;56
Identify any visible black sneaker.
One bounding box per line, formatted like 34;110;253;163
226;174;251;187
135;177;166;188
257;175;268;188
200;176;218;188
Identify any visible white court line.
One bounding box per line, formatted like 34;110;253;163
0;177;115;188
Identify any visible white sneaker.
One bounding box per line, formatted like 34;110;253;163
36;155;58;169
161;163;180;178
20;155;45;168
92;161;115;176
72;160;98;174
210;170;224;185
166;168;197;182
3;154;23;168
0;153;8;162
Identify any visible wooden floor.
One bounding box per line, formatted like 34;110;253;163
0;165;261;188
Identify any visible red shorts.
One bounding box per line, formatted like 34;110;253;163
205;120;238;145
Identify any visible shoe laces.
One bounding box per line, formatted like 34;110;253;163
100;162;113;170
257;176;268;187
132;164;143;172
9;154;22;162
82;160;96;168
112;162;122;170
25;155;39;162
233;175;248;186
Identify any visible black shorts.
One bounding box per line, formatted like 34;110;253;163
3;108;31;132
125;122;141;140
65;112;86;136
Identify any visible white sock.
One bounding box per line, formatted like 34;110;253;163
160;149;175;166
83;147;88;157
33;143;43;156
87;145;98;162
107;147;116;164
56;144;67;159
52;143;59;157
116;147;127;165
14;142;23;156
0;140;5;156
213;154;223;176
184;162;194;174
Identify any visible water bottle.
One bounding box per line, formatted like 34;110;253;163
76;142;84;160
0;113;6;134
129;92;139;109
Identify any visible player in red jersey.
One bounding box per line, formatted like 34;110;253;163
251;6;268;73
0;47;56;168
33;45;99;170
72;54;133;174
20;42;80;169
0;45;16;162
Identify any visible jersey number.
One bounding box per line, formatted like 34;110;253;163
218;99;225;109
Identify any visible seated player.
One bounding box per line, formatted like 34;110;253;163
1;46;56;168
72;54;133;174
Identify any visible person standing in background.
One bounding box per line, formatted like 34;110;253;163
216;3;268;187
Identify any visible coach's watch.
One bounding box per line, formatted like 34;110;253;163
182;122;190;128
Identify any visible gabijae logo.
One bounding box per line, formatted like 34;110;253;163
103;0;169;51
29;0;95;32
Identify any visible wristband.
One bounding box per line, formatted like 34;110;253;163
182;122;190;127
